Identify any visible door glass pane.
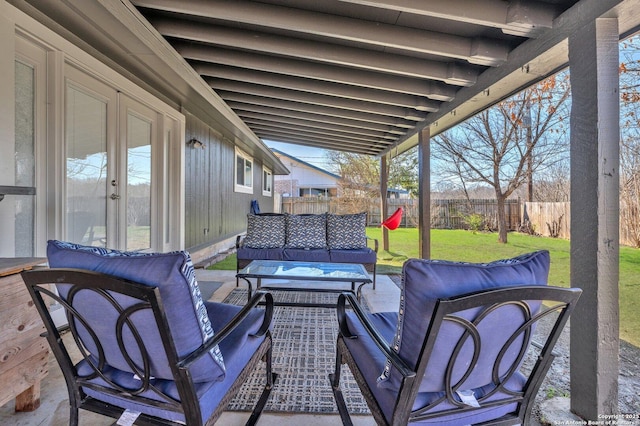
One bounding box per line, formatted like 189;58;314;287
65;85;107;246
126;112;151;251
14;61;35;256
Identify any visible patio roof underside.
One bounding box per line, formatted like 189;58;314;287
128;0;640;157
15;0;640;162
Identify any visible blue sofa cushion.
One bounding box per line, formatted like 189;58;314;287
46;240;225;383
329;247;376;264
283;248;331;262
378;250;550;392
327;212;367;249
285;213;327;249
243;214;286;249
237;246;284;261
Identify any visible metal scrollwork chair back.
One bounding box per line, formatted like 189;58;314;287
330;251;581;426
23;267;275;426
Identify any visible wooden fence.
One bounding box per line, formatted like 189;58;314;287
280;197;640;246
430;199;521;231
280;197;522;231
524;202;571;239
524;201;640;247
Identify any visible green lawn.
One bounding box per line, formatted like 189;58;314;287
210;228;640;346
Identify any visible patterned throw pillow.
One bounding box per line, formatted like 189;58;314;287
327;212;367;249
285;213;327;249
243;214;286;248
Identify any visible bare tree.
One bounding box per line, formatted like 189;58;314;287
531;163;570;202
327;151;379;197
388;147;419;198
327;149;420;197
619;37;640;246
432;73;571;243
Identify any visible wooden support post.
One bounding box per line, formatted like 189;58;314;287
380;155;389;252
418;127;431;259
569;17;620;420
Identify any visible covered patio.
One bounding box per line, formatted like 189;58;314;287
2;0;640;422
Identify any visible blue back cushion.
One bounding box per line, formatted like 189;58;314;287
47;240;225;382
378;250;550;391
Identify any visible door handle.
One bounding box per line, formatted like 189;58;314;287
110;193;121;200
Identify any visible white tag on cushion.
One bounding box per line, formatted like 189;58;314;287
456;389;481;407
117;410;141;426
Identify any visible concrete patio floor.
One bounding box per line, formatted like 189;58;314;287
0;269;400;425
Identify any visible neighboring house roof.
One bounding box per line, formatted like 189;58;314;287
271;148;341;180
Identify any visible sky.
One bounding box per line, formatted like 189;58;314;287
265;140;332;170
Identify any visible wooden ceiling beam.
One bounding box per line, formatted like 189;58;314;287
133;0;510;65
238;112;397;140
259;134;381;155
336;0;556;37
196;63;451;107
223;96;416;128
244;118;394;143
174;43;464;97
253;128;388;153
211;80;433;118
230;103;408;135
153;17;476;88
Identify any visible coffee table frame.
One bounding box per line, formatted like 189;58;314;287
236;260;373;308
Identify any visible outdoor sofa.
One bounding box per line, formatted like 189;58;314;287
236;212;378;287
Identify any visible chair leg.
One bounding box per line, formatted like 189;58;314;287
246;346;277;426
373;266;377;290
69;405;79;426
329;338;353;426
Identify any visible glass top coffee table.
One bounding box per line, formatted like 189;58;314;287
236;260;373;307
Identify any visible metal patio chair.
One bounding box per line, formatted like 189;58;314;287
22;240;276;426
330;251;581;425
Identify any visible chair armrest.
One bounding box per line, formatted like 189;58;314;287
178;290;274;369
366;236;379;253
336;292;414;379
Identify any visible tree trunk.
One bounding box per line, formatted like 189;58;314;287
496;194;508;243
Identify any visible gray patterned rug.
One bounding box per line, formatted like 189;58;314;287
224;289;370;414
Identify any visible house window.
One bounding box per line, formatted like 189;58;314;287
262;166;272;196
235;148;253;194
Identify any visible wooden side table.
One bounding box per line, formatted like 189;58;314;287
0;258;49;412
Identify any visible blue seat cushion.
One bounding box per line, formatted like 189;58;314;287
329;248;376;264
237;247;284;261
283;248;331;262
344;311;527;425
379;250;550;392
46;240;225;383
77;302;267;423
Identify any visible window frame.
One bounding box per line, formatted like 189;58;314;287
262;165;272;196
235;147;253;194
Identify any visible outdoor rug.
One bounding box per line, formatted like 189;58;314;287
223;289;371;414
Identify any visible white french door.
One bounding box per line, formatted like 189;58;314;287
119;96;155;251
64;66;157;251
